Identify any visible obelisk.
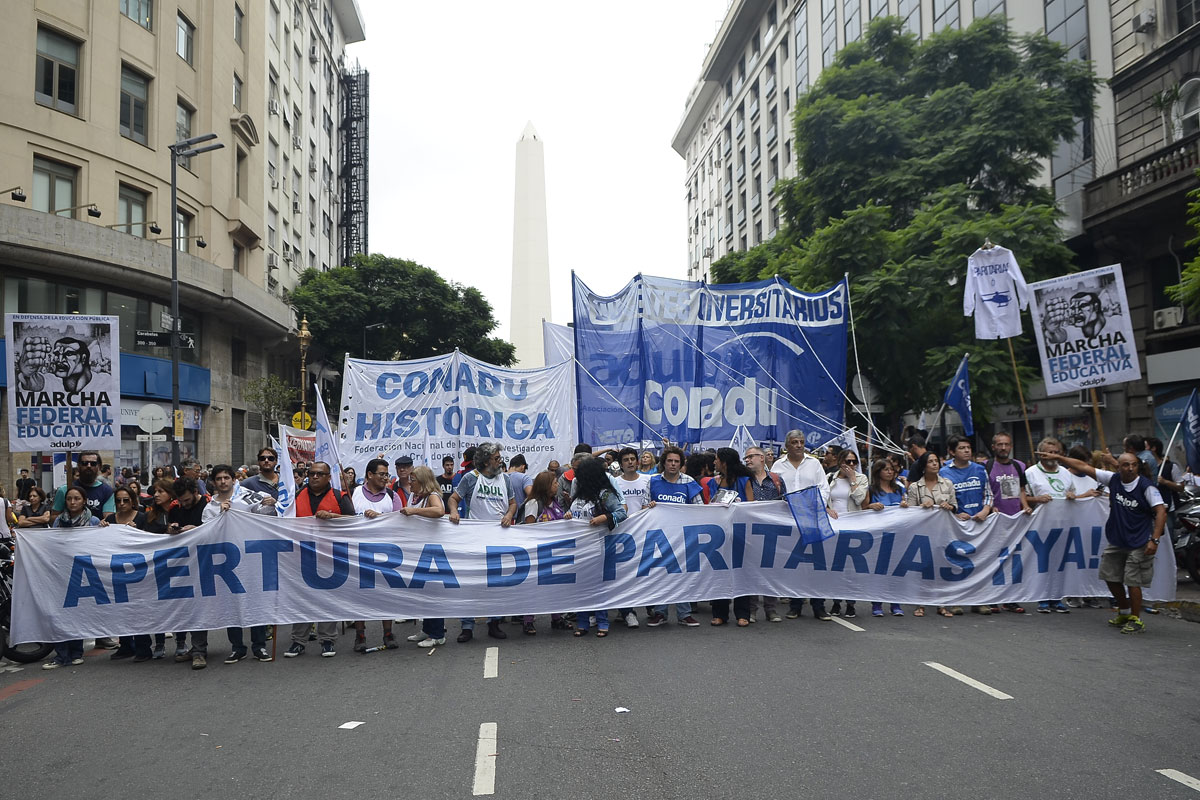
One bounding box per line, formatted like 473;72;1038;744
509;122;551;367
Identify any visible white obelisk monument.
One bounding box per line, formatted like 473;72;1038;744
509;122;552;367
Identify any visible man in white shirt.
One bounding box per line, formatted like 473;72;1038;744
774;429;834;621
1024;438;1076;613
614;447;652;628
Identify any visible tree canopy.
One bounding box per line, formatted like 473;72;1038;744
1168;175;1200;316
289;253;516;376
711;16;1097;428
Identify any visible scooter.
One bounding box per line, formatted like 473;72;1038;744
1173;485;1200;586
0;538;54;664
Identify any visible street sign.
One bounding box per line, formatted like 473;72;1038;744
136;403;168;433
292;411;313;430
135;434;167;442
177;332;196;349
160;311;174;331
136;330;195;349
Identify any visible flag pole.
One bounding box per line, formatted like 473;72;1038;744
1158;388;1197;479
1006;338;1035;459
1088;387;1108;456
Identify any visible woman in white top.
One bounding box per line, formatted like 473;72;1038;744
402;467;446;518
825;450;868;618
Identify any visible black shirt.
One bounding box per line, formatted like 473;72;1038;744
167;497;208;529
103;510;148;529
437;474;455;505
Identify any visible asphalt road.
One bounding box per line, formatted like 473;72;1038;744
3;602;1199;800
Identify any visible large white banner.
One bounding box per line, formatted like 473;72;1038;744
6;313;121;452
11;498;1173;643
337;350;576;474
1029;264;1141;396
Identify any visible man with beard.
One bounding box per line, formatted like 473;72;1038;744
51;337;94;392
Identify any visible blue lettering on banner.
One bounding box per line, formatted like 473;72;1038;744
245;539;294;591
751;523;792;568
603;533;636;581
109;554;148;603
155;547;194;600
536;540;577;585
892;536;934;580
487;546;530;587
197;542;246;596
832;531;872;573
637;529;682;576
358;543;407;589
409;544;460;589
684;525;728;572
64;556;110;608
300;541;349;590
940;540;975;582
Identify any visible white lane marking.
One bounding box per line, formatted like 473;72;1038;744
472;722;498;795
830;617;865;632
922;662;1013;700
483;646;498;679
338;721;365;730
1157;769;1200;791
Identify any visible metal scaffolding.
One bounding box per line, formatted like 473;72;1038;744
338;63;369;266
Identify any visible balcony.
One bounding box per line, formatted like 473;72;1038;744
766;125;777;145
722;96;732;116
751;193;761;210
750;100;760;120
735;118;745;139
751;147;760;165
736;164;746;183
766;75;776;98
737;208;747;226
723;138;732;158
724;181;733;197
1084;131;1200;227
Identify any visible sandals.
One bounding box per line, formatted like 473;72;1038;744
736;618;750;627
595;630;608;638
710;618;726;626
937;607;954;617
573;629;587;637
523;622;537;636
913;607;925;617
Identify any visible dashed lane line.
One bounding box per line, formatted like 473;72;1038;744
483;646;498;679
1157;769;1200;792
922;661;1013;700
830;617;865;632
472;722;498;795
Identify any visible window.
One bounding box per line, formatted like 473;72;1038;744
1179;80;1200;137
32;157;76;217
233;243;245;274
821;0;837;67
871;0;889;19
176;13;194;65
795;3;810;91
35;27;79;114
236;149;247;199
974;0;1005;19
233;73;243;109
176;208;193;252
268;206;278;249
121;0;153;30
933;0;960;31
232;338;247;377
234;4;245;48
899;0;921;35
120;66;149;144
268;137;279;181
1046;0;1092;197
117;184;149;236
176;100;193;167
269;1;279;42
844;0;861;44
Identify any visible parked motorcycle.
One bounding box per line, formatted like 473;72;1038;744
1173;485;1200;586
0;538;54;664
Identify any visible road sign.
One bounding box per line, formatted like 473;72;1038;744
177;332;196;349
292;411;313;430
136;403;168;433
135;434;167;442
160;311;174;331
136;330;195;349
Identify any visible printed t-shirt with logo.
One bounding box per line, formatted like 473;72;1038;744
616;473;651;513
1024;464;1076;501
939;461;992;515
456;470;514;520
987;459;1026;515
649;473;704;505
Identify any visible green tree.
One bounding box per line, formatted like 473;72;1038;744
1167;174;1200;316
712;16;1097;429
243;374;299;426
289;253;516;375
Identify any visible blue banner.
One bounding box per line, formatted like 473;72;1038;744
943;355;974;437
572;274;848;448
1182;388;1200;473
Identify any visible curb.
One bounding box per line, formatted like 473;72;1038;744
1163;600;1200;624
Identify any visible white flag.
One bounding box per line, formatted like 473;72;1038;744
818;427;857;452
270;434;297;518
729;425;756;456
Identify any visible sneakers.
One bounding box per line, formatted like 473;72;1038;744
624;612;639;628
174;648;192;662
321;641;336;657
1003;603;1025;613
487;620;508;640
94;637;119;650
1085;598;1104;609
950;606;964;615
1065;597;1083;608
892;608;905;617
457;629;474;643
407;632;427;642
988;605;1003;614
42;658;66;670
191;654;207;670
1037;602;1051;613
152;645;165;660
767;612;782;623
224;650;248;665
830;602;842;616
70;657;85;665
1120;616;1145;634
844;608;857;619
252;646;272;662
785;610;801;619
284;643;305;658
679;616;701;627
109;648;135;660
816;611;832;621
1108;613;1134;628
417;637;445;647
353;635;367;653
383;632;397;647
133;652;152;663
646;613;667;627
1051;602;1070;613
523;622;537;635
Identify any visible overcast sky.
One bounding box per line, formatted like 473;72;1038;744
346;1;731;339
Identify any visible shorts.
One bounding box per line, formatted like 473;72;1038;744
1098;544;1155;588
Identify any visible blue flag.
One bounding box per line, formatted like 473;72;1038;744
785;486;836;546
943;355;974;437
1182;388;1200;473
313;387;345;482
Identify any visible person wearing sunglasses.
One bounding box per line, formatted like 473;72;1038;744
239;447;280;514
50;450;116;526
825;448;869;619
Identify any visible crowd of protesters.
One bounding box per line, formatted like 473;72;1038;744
2;426;1188;670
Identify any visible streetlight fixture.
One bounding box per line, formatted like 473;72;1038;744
2;186;27;202
169;133;223;466
298;316;313;430
52;203;102;218
363;322;386;358
153;234;207;248
107;220;163;235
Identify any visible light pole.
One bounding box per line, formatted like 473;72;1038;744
168;133;223;466
299;315;313;430
363;322;386;358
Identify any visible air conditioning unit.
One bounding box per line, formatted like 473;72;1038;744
268;99;280;115
308;0;318;9
309;45;319;63
267;253;279;269
283;250;293;263
292;135;303;149
308;159;317;175
704;247;714;258
267;275;278;290
293;10;302;28
1078;389;1107;408
270;178;280;190
292;200;302;213
1153;306;1184;330
1133;8;1157;32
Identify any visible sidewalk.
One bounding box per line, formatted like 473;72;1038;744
1166;569;1200;623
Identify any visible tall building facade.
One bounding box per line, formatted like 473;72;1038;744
0;0;367;478
673;0;1197;451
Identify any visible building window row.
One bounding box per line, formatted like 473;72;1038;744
121;0;153;31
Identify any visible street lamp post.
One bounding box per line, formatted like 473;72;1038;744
299;315;313;430
168;133;223;466
363;322;386;358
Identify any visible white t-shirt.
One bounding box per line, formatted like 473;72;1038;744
466;471;512;520
828;478;852;514
1025;463;1076;500
616;473;651;513
1094;469;1164;508
963;245;1029;340
1071;472;1101;496
352;485;397;515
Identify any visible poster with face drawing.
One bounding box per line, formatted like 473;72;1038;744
6;314;121;451
1028;264;1141;397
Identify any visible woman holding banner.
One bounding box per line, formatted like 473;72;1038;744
709;448;756;627
570;458;628;638
42;487;100;670
906;452;960;618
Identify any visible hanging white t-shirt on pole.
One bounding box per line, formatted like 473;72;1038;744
963;246;1030;340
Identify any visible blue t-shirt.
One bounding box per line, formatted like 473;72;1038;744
940;462;989;515
872;486;906;507
649;474;704;504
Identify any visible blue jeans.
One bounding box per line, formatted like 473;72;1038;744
576;610;609;631
227;626;268;653
653;603;692;620
53;640;84;661
460;617;501;631
423;618;446;638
